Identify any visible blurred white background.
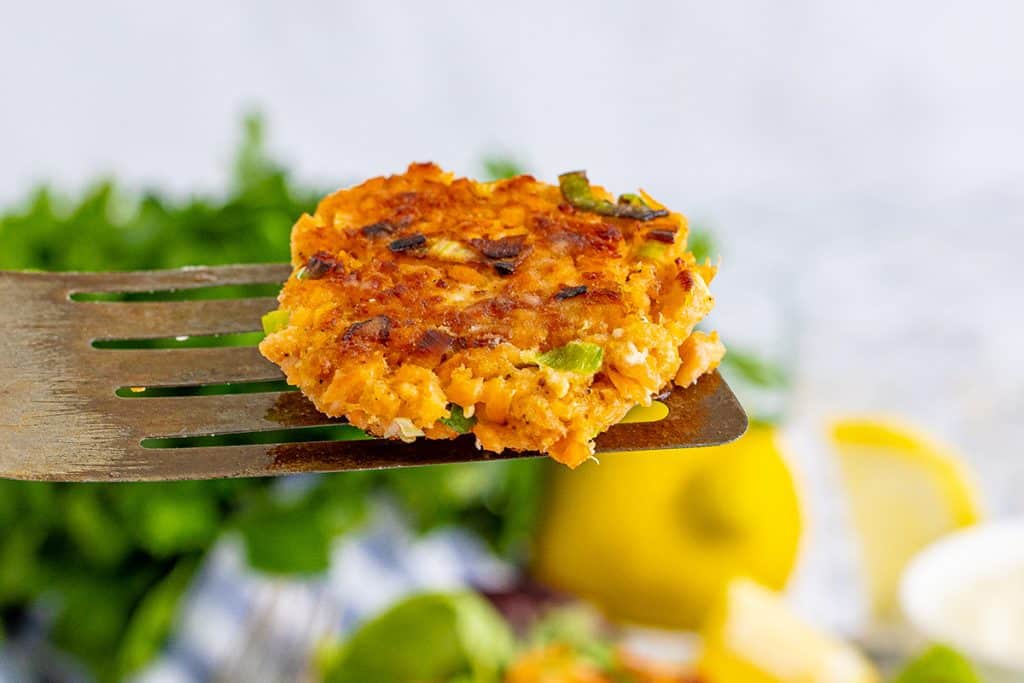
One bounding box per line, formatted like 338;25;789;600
2;0;1022;630
3;1;1022;206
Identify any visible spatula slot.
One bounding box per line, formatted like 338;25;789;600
116;380;295;398
70;282;283;302
93;332;264;349
141;424;371;449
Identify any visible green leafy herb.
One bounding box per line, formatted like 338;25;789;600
320;592;513;683
119;482;221;557
558;170;668;221
536;341;604;373
236;473;371;575
116;558;199;678
482;157;526;181
687;228;716;263
720;347;789;388
440;405;477;434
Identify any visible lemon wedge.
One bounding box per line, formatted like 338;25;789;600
532;425;802;629
699;578;880;683
829;417;984;618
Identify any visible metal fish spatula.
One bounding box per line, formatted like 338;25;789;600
0;265;748;482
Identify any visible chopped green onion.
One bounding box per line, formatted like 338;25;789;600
558;171;668;221
636;241;667;261
261;310;290;335
439;404;476;434
536;341;604;374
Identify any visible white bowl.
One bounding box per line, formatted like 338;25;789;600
900;520;1024;683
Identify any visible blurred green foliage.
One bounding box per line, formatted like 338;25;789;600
481;157;526;181
719;348;789;390
0;116;315;273
891;645;981;683
318;593;662;683
523;604;615;671
320;592;514;683
0;116;546;680
686;228;714;264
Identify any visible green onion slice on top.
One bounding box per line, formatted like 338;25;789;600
536;341;604;374
558;171;669;221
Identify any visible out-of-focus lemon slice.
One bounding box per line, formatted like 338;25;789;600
532;425;802;629
699;578;880;683
829;417;984;618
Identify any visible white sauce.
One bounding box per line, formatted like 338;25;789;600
937;565;1024;668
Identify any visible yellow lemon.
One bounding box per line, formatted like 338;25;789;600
699;578;880;683
829;417;984;618
532;425;802;629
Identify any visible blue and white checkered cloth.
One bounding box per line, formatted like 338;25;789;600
129;503;512;683
136;503;513;683
0;501;511;683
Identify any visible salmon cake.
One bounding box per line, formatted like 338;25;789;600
259;163;725;467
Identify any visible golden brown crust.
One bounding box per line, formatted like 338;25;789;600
259;163;722;466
